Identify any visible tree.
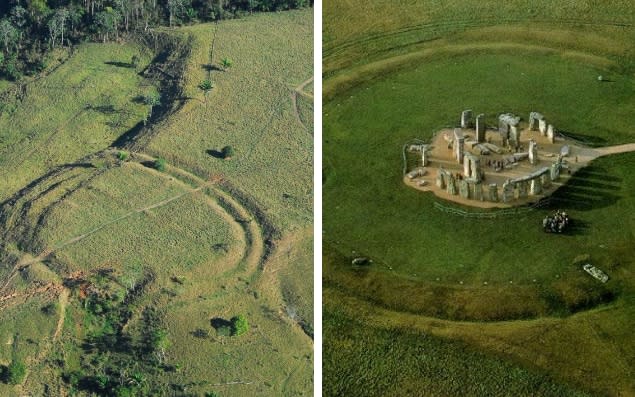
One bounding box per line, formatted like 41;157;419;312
47;8;69;48
94;7;122;42
167;0;188;27
6;360;26;385
153;157;166;171
230;314;248;336
0;19;17;54
149;328;170;363
221;145;234;159
143;91;161;118
220;56;232;70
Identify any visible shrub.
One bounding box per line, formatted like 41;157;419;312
117;150;129;161
199;79;213;91
6;360;26;385
154;157;167;171
221;145;234;159
230;314;248;336
221;57;233;69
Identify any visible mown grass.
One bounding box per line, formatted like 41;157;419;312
146;9;313;231
324;53;635;290
0;42;152;202
324;0;635;75
323;306;593;397
323;4;635;396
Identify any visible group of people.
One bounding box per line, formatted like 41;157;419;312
543;209;570;233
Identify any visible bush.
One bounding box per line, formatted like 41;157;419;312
117;150;129;161
199;79;213;91
221;145;234;159
230;315;248;336
6;360;26;385
154;157;167;171
221;57;233;69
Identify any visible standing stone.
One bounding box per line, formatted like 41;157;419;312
510;125;521;150
459;180;470;199
528;139;538;165
461;109;473;128
539;119;547;136
529;112;544;131
498;120;509;146
473;182;483;201
447;174;457;195
550;162;561;181
530;178;542;195
436;169;446;188
518;181;528;199
488;183;498;202
476;114;486;143
453;129;464;164
422;148;429;166
547;124;555;143
502;180;514;203
541;173;551;188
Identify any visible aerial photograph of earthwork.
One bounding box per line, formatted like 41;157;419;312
0;1;313;396
323;1;635;396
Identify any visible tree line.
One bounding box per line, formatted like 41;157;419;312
0;0;311;79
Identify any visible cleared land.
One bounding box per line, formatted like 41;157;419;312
323;3;635;396
0;8;312;397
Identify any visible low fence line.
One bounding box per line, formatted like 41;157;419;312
433;197;551;218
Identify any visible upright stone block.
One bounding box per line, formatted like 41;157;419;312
459;180;470;198
436;169;446;188
510;125;521;150
547;124;555;143
502;180;514;203
518;181;528;199
550;162;561;181
473;182;483;201
447;174;457;195
453;128;464;164
530;178;542;195
541;173;551;188
529;112;544;131
539;119;547;136
488;183;498;202
476;114;486;143
528;139;538;165
461;109;473;128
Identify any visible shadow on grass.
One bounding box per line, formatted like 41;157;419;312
201;63;223;72
558;130;608;146
111;120;145;147
104;61;134;68
206;149;224;159
549;165;622;211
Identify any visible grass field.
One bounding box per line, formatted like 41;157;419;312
0;8;313;397
324;3;635;396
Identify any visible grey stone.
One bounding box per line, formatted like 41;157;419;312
473;182;483;201
502;180;514;202
461;109;473;128
453;128;465;164
539;119;547;136
528;139;538;165
518;181;528;198
459;179;470;198
530;178;542;195
488;183;498;202
447;174;457;195
547;124;555;143
476;114;486;142
529;112;544;131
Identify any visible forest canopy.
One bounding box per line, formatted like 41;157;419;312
0;0;311;79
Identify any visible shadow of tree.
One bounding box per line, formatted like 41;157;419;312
104;61;134;68
206;149;224;159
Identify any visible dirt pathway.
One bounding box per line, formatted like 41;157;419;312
291;76;314;132
53;287;70;341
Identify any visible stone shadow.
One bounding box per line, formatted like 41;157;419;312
548;165;622;211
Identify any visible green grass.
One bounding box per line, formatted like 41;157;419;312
0;9;313;396
323;3;635;396
324;53;635;290
323;307;592;397
147;9;314;231
0;42;152;202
